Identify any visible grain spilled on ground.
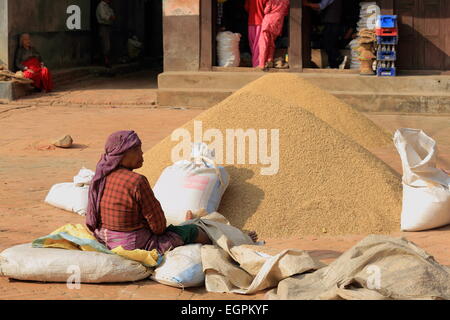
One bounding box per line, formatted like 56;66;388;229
139;86;402;238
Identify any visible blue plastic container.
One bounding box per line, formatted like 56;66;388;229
376;36;398;45
377;67;396;77
377;51;397;61
377;15;397;28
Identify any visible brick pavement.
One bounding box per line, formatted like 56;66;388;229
0;73;449;300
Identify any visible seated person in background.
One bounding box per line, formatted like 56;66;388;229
86;130;258;255
127;33;143;61
15;33;53;92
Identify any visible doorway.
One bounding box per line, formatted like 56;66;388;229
90;0;163;69
211;0;290;69
302;0;361;70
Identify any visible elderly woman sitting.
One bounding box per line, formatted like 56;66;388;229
87;130;257;255
15;33;53;92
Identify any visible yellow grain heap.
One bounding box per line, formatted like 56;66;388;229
239;73;392;149
138;77;402;238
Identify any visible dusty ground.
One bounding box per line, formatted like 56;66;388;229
0;70;449;300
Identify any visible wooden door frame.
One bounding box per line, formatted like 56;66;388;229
380;0;394;14
199;0;303;72
200;0;213;71
289;0;303;71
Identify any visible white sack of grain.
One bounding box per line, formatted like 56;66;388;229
73;167;95;187
45;183;89;216
394;128;450;231
216;31;241;67
0;243;151;283
151;244;204;288
153;143;230;226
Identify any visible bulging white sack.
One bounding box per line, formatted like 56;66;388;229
0;244;151;283
45;168;94;216
151;244;204;288
394;128;450;231
216;31;241;67
73;167;95;187
153;144;230;226
45;182;89;216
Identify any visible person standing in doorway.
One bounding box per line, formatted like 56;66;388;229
245;0;267;68
258;0;290;71
96;0;116;68
304;0;345;69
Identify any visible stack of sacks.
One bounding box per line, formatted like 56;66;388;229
357;29;377;74
349;39;361;69
357;2;378;32
353;2;378;72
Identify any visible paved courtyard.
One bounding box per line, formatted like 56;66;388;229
0;71;449;299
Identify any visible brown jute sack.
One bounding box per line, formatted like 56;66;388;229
267;235;450;300
187;213;325;295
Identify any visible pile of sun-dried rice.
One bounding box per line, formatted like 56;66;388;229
139;75;401;238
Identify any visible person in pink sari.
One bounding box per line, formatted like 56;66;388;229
15;33;53;93
258;0;290;70
245;0;267;67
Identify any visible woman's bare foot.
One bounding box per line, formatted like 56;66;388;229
247;231;258;243
185;210;194;221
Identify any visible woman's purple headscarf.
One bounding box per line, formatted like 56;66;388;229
86;130;142;232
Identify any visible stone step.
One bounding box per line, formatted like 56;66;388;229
158;71;450;94
157;87;450;113
158;71;263;90
157;88;234;109
332;91;450;113
0;81;33;102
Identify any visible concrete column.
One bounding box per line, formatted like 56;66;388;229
0;0;9;67
163;0;200;71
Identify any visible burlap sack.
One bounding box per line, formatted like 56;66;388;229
267;235;450;300
186;213;325;295
0;243;152;283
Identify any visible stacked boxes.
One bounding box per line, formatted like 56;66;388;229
376;15;398;77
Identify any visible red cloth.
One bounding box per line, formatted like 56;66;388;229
94;227;184;255
245;0;267;26
261;0;290;36
98;168;167;234
259;31;277;67
248;25;262;67
259;0;290;67
22;57;53;92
